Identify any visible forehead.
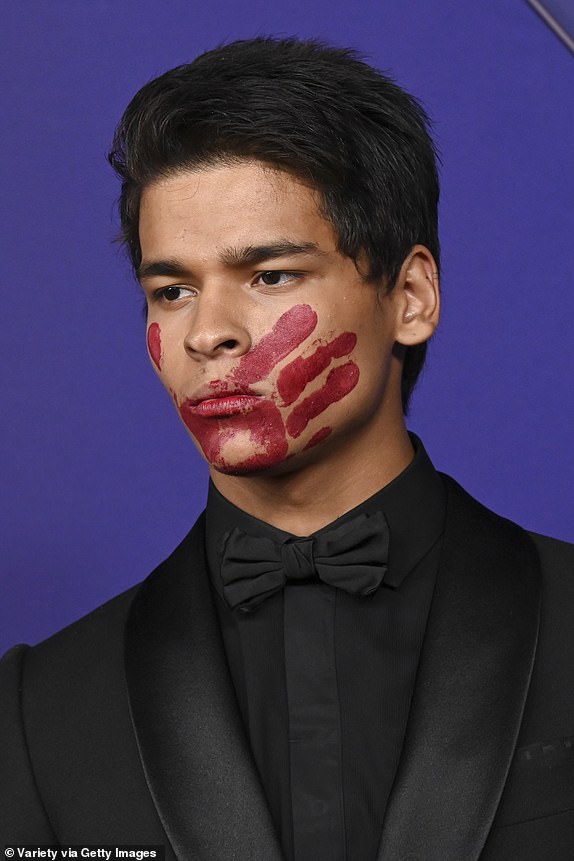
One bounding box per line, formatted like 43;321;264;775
138;161;337;255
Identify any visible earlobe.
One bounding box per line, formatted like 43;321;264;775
395;245;440;346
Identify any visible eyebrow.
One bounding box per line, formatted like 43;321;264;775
137;241;325;282
137;258;191;282
219;241;323;266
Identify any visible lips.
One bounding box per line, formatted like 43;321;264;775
185;394;262;418
183;383;263;418
188;381;258;404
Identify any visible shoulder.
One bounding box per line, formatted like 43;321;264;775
439;474;574;731
441;473;574;565
1;581;139;683
0;581;143;759
0;521;205;801
525;531;574;667
440;472;574;637
526;532;574;657
39;582;140;677
0;582;145;835
527;530;574;578
1;515;205;695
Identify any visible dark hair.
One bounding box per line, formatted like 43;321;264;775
108;37;440;412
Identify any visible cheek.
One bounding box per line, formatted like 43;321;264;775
147;323;162;371
212;303;318;392
303;426;333;450
286;361;360;438
278;331;357;406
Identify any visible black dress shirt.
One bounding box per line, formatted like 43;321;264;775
205;436;446;861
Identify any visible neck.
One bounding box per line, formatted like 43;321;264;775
209;420;414;536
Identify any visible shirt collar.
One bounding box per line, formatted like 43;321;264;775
205;434;446;596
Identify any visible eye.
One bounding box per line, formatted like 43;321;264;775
257;271;299;287
155;285;195;302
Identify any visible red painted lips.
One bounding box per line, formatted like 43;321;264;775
185;395;262;418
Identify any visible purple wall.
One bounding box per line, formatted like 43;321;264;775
2;1;573;654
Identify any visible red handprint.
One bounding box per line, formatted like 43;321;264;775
147;322;163;370
175;304;359;473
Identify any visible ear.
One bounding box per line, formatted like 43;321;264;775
392;245;440;346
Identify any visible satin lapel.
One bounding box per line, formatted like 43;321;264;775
378;476;542;861
124;516;283;861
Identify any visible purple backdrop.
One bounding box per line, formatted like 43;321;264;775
2;0;573;654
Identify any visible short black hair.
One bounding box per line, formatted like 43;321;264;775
108;37;440;412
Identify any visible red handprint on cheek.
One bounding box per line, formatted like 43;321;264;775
303;426;333;450
216;304;319;390
147;323;162;371
178;305;317;473
285;361;360;438
177;303;360;474
277;331;357;406
276;330;359;438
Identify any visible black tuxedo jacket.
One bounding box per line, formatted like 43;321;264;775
2;475;574;860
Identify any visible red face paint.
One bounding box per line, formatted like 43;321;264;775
286;361;360;439
179;397;288;475
178;303;359;473
277;331;357;406
210;304;318;394
147;322;162;371
303;426;332;450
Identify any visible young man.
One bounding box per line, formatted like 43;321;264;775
2;37;574;861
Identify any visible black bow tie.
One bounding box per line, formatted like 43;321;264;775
220;510;390;613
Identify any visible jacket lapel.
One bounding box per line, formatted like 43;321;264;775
377;475;542;861
124;515;283;861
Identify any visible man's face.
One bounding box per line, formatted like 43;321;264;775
138;161;404;477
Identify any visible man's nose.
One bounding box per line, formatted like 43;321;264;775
183;294;251;360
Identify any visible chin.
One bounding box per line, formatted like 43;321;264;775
197;426;338;477
205;443;291;477
209;456;286;477
207;439;335;478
